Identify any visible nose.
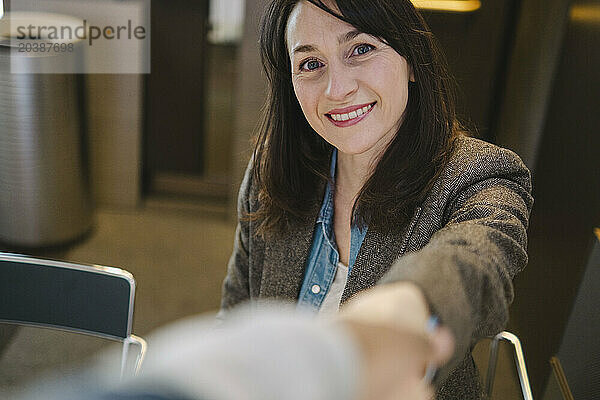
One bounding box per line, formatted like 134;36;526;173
324;64;358;101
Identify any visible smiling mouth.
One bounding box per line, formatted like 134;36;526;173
326;102;376;122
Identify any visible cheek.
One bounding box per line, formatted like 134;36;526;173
293;81;321;121
380;70;409;113
368;55;410;109
391;83;409;111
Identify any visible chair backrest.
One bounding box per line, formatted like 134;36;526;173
551;229;600;399
0;252;135;340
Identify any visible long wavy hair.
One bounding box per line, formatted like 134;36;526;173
249;0;462;236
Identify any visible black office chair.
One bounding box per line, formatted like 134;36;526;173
0;252;146;378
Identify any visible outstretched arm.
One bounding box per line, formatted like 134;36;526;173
379;143;533;385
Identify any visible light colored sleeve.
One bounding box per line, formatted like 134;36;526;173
133;306;362;400
15;307;362;400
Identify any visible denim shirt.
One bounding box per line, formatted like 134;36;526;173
297;149;368;312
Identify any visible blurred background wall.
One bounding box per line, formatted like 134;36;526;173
1;0;599;397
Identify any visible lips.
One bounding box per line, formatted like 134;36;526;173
327;102;374;115
325;101;376;126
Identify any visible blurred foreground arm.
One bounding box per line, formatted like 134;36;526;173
20;301;452;400
129;303;452;400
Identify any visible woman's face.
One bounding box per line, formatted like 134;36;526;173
286;1;414;158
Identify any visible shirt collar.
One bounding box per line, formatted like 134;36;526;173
317;148;337;225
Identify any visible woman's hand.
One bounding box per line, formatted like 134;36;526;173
338;282;455;400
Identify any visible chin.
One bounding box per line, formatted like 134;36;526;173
336;142;377;156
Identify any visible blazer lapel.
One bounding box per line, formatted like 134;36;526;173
259;179;325;301
259;217;316;301
341;206;422;303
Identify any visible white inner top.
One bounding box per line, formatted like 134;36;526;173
318;262;349;316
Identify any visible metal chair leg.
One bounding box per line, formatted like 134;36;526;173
129;334;147;376
120;339;130;380
485;331;534;400
120;334;147;379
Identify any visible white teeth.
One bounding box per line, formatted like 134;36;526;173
330;103;374;122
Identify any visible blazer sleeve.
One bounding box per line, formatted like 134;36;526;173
379;142;534;384
219;159;254;316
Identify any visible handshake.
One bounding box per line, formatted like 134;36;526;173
129;282;455;400
17;282;455;400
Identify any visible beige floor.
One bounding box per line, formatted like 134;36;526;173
0;200;524;398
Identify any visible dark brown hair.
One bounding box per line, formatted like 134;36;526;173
250;0;461;235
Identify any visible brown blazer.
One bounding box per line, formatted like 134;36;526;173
220;135;534;399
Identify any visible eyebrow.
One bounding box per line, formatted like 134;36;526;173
291;29;364;55
338;29;363;45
